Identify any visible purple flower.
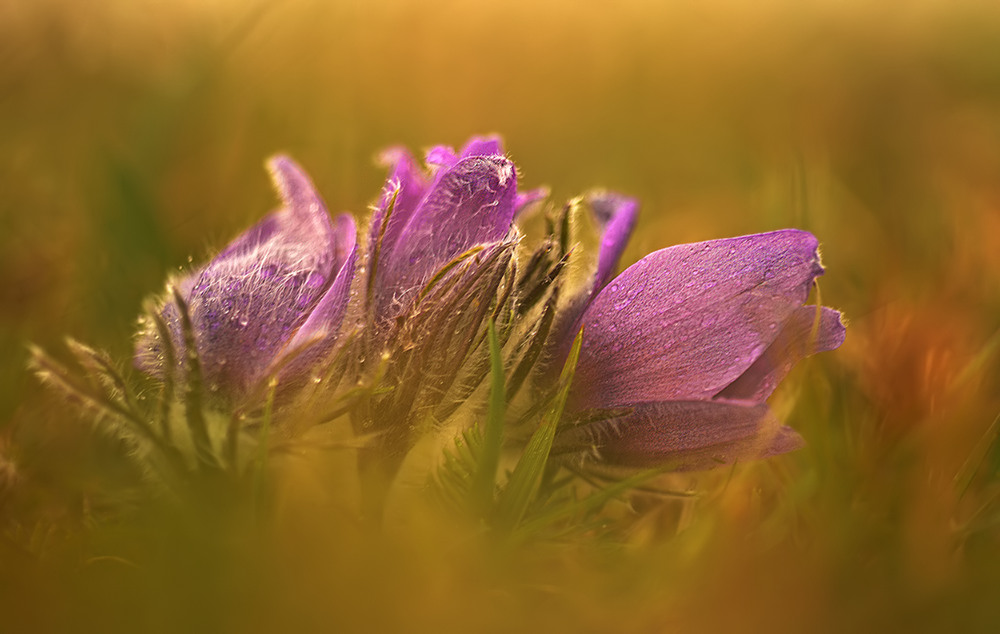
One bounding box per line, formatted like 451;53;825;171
357;137;531;455
135;157;357;405
554;196;846;472
365;136;523;329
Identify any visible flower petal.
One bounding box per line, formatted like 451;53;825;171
425;136;504;170
570;229;825;410
367;148;429;282
373;154;518;320
136;156;346;401
555;399;803;471
586;191;639;292
513;186;549;219
425;144;459;169
458;135;504;159
281;212;358;361
716;305;846;401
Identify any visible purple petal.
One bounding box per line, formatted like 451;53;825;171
716;305;846;401
281;212;358;359
513;186;549;219
425;145;459;169
425;136;504;170
586;192;639;293
556;400;803;471
134;271;196;378
136;156;350;401
570;230;825;410
367;147;429;278
459;135;504;158
373;155;518;320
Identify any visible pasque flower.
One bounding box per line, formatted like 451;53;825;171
356;137;530;468
131;135;844;479
135;157;357;405
365;137;520;328
135;138;526;418
552;195;846;471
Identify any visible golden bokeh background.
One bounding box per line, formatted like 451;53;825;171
2;0;1000;632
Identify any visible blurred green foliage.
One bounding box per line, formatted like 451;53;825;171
3;0;1000;632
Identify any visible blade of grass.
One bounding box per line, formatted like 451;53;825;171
470;320;506;515
513;464;674;540
171;286;219;470
495;326;583;530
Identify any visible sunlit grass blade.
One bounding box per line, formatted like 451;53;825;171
366;188;398;319
147;304;176;440
495;326;583;530
470;320;505;515
955;410;1000;500
513;465;674;540
27;344;184;479
507;294;557;401
170;285;219;470
517;251;569;314
434;426;483;511
953;326;1000;390
28;344;136;427
64;338;142;416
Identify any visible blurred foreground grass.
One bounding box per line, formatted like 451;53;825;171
2;0;1000;632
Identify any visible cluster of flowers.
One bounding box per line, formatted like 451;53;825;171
33;136;844;522
128;136;843;485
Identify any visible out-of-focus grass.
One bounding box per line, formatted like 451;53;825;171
3;0;1000;632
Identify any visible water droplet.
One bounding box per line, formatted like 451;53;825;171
610;283;619;293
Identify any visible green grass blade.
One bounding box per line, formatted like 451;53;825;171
496;326;583;530
514;465;675;539
170;285;219;470
470;319;506;515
